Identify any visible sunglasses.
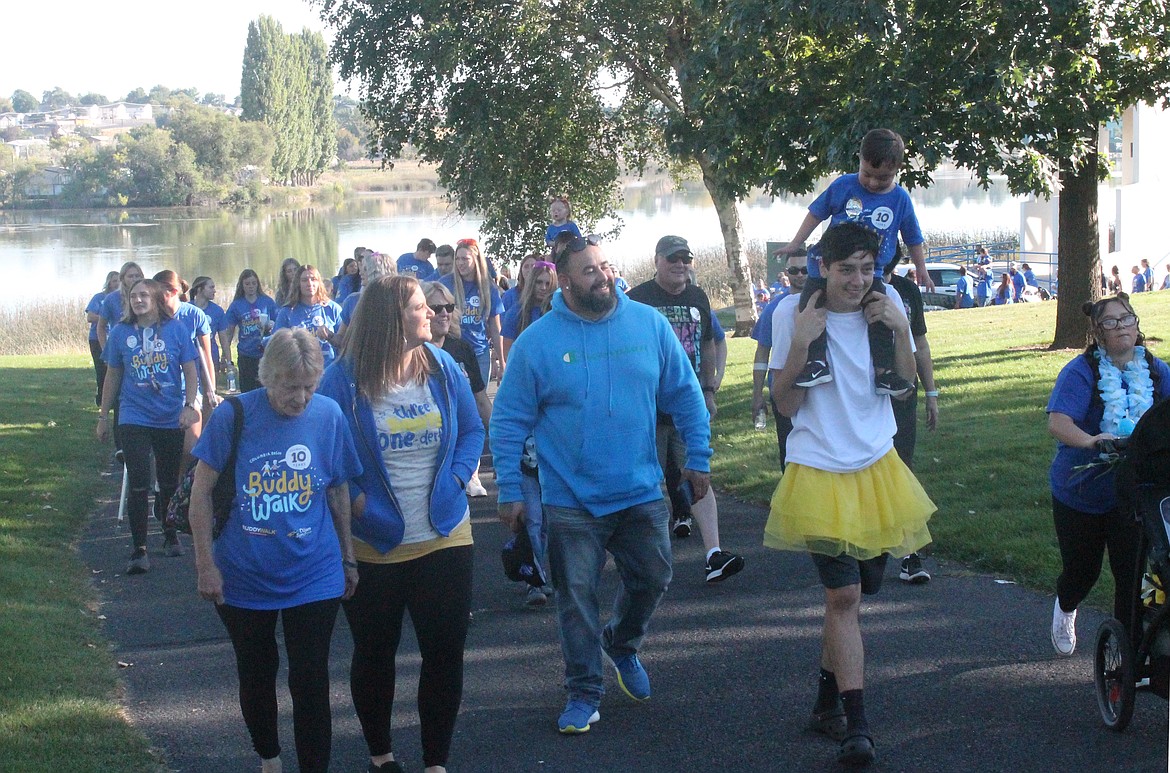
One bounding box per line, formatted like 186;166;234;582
1098;314;1138;330
429;303;456;314
664;252;693;265
566;233;602;254
787;266;808;275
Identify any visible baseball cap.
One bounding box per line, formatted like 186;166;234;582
655;235;692;258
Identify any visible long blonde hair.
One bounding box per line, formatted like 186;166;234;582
452;239;494;326
343;276;434;397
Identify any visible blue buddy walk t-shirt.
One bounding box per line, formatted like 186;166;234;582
273;301;344;367
438;275;503;357
226;296;279;359
806;174;923;278
102;318;198;428
193;391;362;610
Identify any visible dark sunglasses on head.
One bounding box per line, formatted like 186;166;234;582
787;266;808;275
665;252;693;265
566;233;602;254
429;303;456;314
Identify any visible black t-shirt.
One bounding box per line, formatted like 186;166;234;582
441;335;485;394
627;280;714;375
887;272;927;339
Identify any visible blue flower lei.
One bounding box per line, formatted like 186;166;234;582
1095;345;1154;436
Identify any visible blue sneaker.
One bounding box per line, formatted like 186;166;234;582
558;699;600;734
611;653;651;702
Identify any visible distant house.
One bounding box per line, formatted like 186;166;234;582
98;102;153;122
0;113;22;130
23;166;72;198
4;138;50;159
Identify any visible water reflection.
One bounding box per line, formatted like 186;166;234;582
1;175;1024;306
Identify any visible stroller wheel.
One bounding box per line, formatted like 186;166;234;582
1094;618;1136;731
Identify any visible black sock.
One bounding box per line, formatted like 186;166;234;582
814;668;839;713
841;689;868;734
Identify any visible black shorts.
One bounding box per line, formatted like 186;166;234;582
810;552;889;595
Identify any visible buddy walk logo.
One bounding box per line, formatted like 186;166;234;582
244;444;315;524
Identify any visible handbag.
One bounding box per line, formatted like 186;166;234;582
165;396;244;539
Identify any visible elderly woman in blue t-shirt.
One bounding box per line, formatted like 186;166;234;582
1046;294;1170;657
190;327;362;773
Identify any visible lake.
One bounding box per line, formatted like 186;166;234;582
1;174;1025;306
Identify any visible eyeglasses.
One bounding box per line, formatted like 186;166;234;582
566;233;602;254
664;252;693;265
1098;314;1138;330
429;303;456;314
787;266;808;275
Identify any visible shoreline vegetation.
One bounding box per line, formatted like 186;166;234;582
2;294;1167;769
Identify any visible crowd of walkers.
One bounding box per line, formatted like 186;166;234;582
83;144;1168;772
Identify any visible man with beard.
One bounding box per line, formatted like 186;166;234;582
490;235;712;734
628;235;744;584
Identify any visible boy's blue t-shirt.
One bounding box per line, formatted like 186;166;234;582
955;276;974;307
806;174;924;278
438;275;503;356
225;295;279;359
397;252;438;281
545;221;582;244
192;391;363;610
273;301;344;367
86;292;106;341
102;318;198;428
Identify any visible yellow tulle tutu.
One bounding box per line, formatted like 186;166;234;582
764;449;935;560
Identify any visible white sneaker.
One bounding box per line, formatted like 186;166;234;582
466;473;488;497
1051;599;1077;656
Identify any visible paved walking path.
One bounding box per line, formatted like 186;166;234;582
81;463;1167;772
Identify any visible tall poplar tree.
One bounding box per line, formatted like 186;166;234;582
241;16;337;185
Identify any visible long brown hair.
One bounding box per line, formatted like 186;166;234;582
123;279;174;325
517;263;556;336
343;276;434;397
275;258;301;306
288;265;330;308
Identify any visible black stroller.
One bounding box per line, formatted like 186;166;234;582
1093;398;1170;730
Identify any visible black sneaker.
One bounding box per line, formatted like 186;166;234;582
672;515;693;538
126;548;150;575
705;550;744;583
163;531;183;558
874;371;913;397
794;360;833;388
899;553;930;584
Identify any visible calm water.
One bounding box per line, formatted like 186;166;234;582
1;174;1024;307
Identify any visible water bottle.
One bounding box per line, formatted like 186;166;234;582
226;364;239;393
754;408;767;431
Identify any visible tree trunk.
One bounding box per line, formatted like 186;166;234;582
1051;150;1101;349
696;152;757;336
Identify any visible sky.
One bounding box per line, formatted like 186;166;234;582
2;0;336;105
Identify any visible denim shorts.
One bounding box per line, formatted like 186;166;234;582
810;552;889;595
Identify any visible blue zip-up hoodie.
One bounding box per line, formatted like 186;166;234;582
490;287;711;517
317;343;485;553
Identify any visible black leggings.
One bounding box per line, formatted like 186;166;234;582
1052;496;1140;632
89;338;107;407
239;354;261;393
120;424;183;549
344;545;474;768
216;597;341;771
799;275;894;373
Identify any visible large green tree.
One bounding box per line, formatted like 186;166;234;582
11;90;38;113
241;16;337;185
321;0;762;328
689;0;1170;347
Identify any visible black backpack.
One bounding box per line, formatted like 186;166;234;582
166;396;244;539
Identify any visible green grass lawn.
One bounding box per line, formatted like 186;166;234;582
0;355;159;773
713;292;1170;609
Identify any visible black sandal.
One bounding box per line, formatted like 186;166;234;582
807;706;848;741
837;731;876;767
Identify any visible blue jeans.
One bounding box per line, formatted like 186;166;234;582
545;500;673;705
520;473;546;583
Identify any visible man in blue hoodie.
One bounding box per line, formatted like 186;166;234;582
491;235;712;736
